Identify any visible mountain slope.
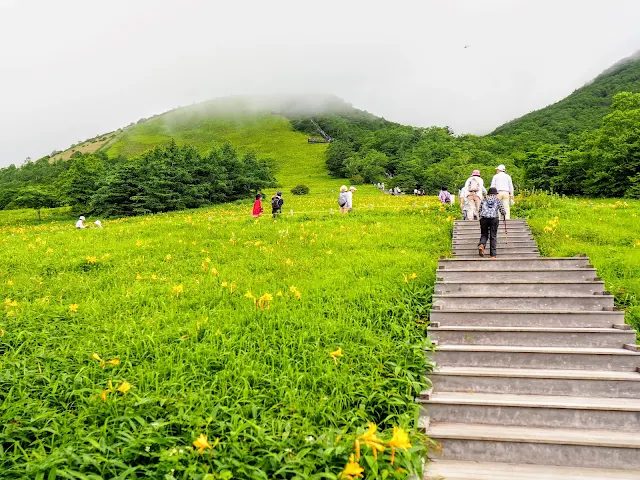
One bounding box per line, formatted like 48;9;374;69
491;52;640;143
103;95;367;189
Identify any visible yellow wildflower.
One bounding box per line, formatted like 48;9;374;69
151;274;158;280
46;248;54;254
276;291;283;297
285;258;293;265
201;262;208;271
257;293;273;310
326;250;333;255
166;254;172;261
204;257;211;263
105;358;120;367
193;433;213;454
172;284;184;296
69;304;79;313
211;268;219;277
87;256;98;264
6;310;15;317
356;423;385;460
221;281;228;288
7;280;13;286
0;327;4;337
117;381;131;393
329;347;343;365
92;352;102;362
387;426;412;465
341;454;364;479
136;240;143;247
245;291;255;299
136;274;143;281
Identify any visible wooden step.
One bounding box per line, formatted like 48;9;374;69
425;460;640;479
429;366;640;398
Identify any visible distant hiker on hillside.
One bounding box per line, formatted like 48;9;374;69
346;186;357;211
271;191;284;218
478;187;506;259
338;185;349;213
438;187;452;205
252;194;263;218
490;164;514;220
75;216;86;229
463;169;487;220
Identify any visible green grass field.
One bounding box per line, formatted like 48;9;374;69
0;185;454;478
515;195;640;337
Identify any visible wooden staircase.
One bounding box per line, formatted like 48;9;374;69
422;220;640;479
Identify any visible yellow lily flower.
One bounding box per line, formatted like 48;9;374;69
387;426;412;465
117;381;131;393
172;284;184;296
329;347;343;365
87;256;98;264
193;433;213;454
356;423;385;459
69;304;79;313
340;454;364;479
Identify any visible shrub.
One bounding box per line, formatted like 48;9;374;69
291;184;310;195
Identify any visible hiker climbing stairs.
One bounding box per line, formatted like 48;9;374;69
422;219;640;479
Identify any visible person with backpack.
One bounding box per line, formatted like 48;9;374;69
478;187;507;258
463;170;486;220
271;191;284;218
338;185;350;213
438;187;452;205
252;194;264;218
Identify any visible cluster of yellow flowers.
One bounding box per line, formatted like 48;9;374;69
100;379;131;402
91;352;120;369
543;216;560;234
341;423;412;479
402;272;418;283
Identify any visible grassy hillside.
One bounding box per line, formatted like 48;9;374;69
491;53;640;143
103;95;368;191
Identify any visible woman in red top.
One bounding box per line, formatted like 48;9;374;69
252;194;263;217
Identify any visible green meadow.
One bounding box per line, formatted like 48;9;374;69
0;187;453;479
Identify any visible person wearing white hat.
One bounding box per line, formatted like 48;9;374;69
346;186;357;211
75;216;86;229
490;164;514;220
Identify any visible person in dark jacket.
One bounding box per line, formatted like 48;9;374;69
271;191;284;218
478;187;507;258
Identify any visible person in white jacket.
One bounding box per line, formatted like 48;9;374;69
462;170;487;220
490;164;514;220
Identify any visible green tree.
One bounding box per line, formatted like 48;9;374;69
12;187;58;220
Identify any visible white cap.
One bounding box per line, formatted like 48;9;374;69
94;220;102;226
496;164;506;171
79;216;85;221
349;186;357;191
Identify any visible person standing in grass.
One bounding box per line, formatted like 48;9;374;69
252;194;263;218
490;164;514;220
338;185;349;213
271;191;284;218
478;187;506;258
346;186;357;211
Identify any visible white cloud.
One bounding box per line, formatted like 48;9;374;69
1;0;639;165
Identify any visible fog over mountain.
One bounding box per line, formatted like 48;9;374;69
1;0;639;166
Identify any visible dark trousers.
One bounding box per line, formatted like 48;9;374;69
479;217;499;257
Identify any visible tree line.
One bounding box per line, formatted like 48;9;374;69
0;141;275;218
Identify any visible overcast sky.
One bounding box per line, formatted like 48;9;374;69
1;0;639;166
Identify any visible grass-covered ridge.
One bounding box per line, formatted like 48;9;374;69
0;189;450;478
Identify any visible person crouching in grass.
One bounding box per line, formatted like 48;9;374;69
478;187;506;259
